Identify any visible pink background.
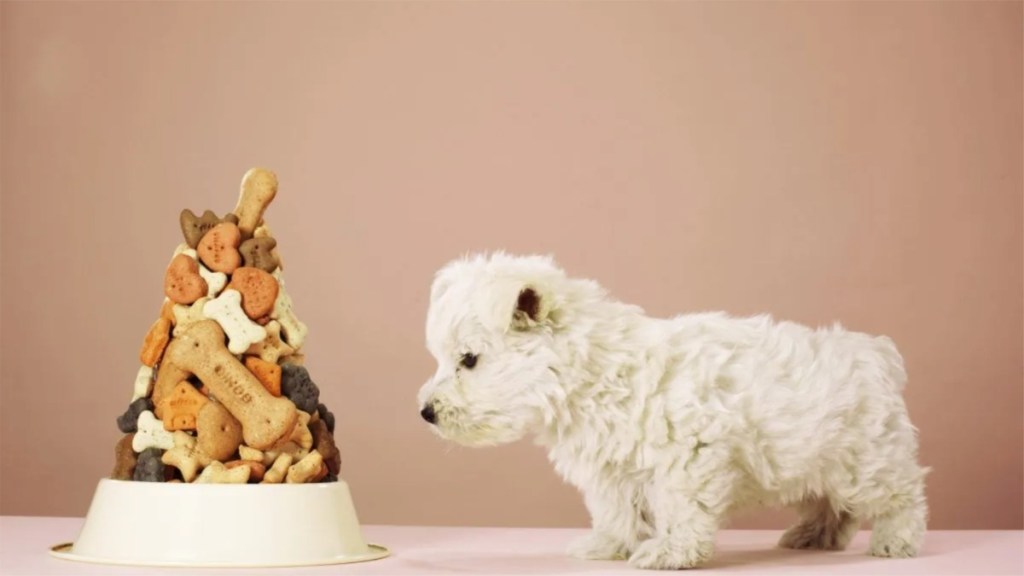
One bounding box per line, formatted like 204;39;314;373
1;2;1021;530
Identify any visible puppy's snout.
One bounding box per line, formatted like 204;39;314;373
420;403;437;424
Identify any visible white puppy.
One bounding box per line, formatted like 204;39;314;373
418;253;928;570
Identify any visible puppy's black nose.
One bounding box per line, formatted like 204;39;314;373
420;403;437;424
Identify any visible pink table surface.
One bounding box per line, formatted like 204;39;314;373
1;516;1021;575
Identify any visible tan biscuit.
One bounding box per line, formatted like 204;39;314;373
227;267;278;320
272;410;313;451
180;209;238;248
158;381;209;431
239;237;279;273
171;296;210;337
245;321;294;364
281;352;305;366
270;273;307;349
197;222;242;274
233;168;278;240
286;450;323;484
261;449;281;467
163;321;297;450
152;362;191;417
164;254;208;305
195;461;250;484
196;401;244;461
238;445;263;462
267;411;312;463
244;356;281;397
261;453;293;484
111;434;137;480
311;419;341;476
225;460;266;483
161;431;213;482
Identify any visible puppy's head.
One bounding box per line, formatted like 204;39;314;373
418;253;566;447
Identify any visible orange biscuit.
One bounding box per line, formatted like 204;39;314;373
164;254;208;304
139;317;172;368
158;381;209;431
197;222;242;274
228;267;279;320
244;356;282;397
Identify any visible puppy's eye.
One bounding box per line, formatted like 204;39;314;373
460;353;479;369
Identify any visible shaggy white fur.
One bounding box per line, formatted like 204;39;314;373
418;253;928;570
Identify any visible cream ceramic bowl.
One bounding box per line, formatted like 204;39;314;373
50;478;389;567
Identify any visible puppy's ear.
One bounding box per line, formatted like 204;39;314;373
511;286;550;330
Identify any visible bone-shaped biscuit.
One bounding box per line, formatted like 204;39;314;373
161;431;213;482
245;320;294;364
270;410;313;457
204;290;267;355
225;460;265;483
132;365;154;402
233;168;278;240
172;296;210;337
238;445;264;462
133;411;175;452
270;274;307;349
198;264;227;297
195;461;250;484
261;453;293;484
161;320;297;450
286;450;323;484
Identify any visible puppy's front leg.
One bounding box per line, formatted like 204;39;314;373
629;444;734;570
568;481;648;561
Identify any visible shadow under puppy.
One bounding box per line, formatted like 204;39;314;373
418;253;928;570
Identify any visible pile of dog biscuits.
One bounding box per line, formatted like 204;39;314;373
112;168;341;484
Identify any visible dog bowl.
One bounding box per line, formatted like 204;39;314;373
50;478;389;567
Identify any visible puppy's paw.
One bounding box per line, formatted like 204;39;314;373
629;536;713;570
869;537;919;558
568;531;629;561
779;521;851;550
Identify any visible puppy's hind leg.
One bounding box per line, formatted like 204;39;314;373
779;497;860;551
